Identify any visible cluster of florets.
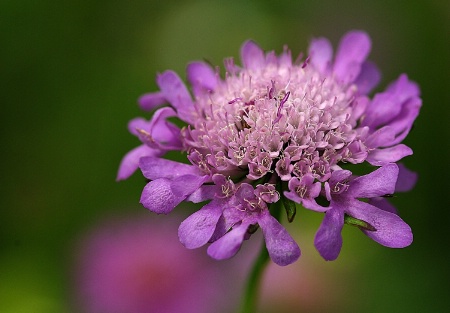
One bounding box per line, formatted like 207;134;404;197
118;31;421;265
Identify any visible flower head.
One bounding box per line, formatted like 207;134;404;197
118;30;421;264
73;215;243;313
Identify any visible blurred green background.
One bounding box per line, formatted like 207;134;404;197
1;0;449;312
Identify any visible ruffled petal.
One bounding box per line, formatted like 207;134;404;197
354;61;381;95
345;200;413;248
171;174;209;197
139;157;202;180
128;117;151;137
178;200;225;249
308;37;333;74
396;163;417;192
369;198;398;214
116;145;162;181
207;221;250;260
139;178;184;214
314;207;344;261
241;40;265;71
138;91;166;111
156;70;195;123
333;31;371;84
362;74;419;129
187;61;217;95
365;126;396;149
348;163;398;198
147;107;182;150
382;97;422;145
186;185;220;203
258;211;300;266
367;144;413;166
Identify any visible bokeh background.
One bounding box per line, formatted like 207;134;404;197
1;0;449;312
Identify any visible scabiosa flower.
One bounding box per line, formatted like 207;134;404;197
118;30;421;265
73;214;243;313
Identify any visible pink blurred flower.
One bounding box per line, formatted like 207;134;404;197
72;214;246;313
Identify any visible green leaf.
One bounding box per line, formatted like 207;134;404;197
281;195;297;222
344;214;376;231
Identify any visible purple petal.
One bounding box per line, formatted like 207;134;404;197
207;221;250;260
365;126;396;149
187;61;217;95
382;97;422;145
178;200;225;249
314;207;344;261
240;40;265;71
157;70;195;123
186;185;221;203
362;74;419;129
395;164;418;192
128;117;151;137
258;211;300;266
147;107;182;150
171;174;209;197
386;73;420;99
345;200;413;248
333;31;371;84
138;91;166;111
308;37;333;74
329;169;352;186
369;198;398;214
116;145;162;181
367;144;413;166
354;61;381;95
348;163;399;198
139;157;202;180
140;178;183;214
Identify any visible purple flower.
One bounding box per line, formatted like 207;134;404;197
314;164;413;260
73;215;243;313
118;30;421;263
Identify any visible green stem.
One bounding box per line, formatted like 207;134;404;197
239;200;282;313
239;243;270;313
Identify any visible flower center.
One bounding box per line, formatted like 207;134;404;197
184;62;359;182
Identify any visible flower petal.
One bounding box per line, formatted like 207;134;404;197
333;31;371;84
369;198;398;214
139;157;202;180
138;91;166;111
308;37;333;74
382;97;422;145
354;61;381;95
178;200;225;249
241;40;265;71
116;145;162;181
128;117;151;137
365;126;396;149
139;178;183;214
147;107;182;150
362;74;419;129
186;185;220;203
345;200;413;248
258;211;300;266
157;70;195;123
187;61;217;95
171;174;209;197
348;163;399;198
396;163;417;192
207;221;250;260
367;144;413;166
314;207;344;261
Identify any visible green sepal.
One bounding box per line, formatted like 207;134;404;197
344;214;376;231
281;195;297;222
276;181;296;222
